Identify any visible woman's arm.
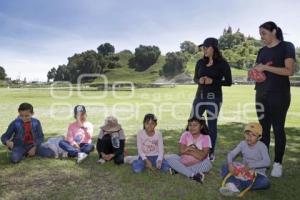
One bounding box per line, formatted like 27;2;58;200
255;58;295;76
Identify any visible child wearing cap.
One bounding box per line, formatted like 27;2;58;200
219;122;271;197
59;105;94;163
166;116;212;184
96;116;125;165
132;113;170;173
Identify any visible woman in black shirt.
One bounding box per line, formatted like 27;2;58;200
192;37;232;161
254;21;295;177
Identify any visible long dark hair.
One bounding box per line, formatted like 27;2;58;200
203;46;226;65
259;21;284;41
143;113;157;129
186;116;209;135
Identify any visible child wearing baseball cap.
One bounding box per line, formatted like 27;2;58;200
219;122;271;197
59;105;94;163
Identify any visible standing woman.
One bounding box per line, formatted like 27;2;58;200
254;21;295;177
192;37;232;161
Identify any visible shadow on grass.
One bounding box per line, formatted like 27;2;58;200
0;123;299;200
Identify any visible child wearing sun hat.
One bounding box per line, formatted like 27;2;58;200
96;116;126;165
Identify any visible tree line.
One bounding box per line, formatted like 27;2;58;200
1;27;299;82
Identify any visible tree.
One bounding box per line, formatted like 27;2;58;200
0;66;6;80
130;45;161;71
54;65;70;81
161;52;188;77
97;43;115;56
219;27;245;50
47;67;56;82
180;41;197;54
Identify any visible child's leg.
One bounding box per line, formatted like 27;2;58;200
132;158;146;173
187;159;212;174
37;144;55;158
221;164;230;177
165;154;194;177
160;159;170;172
113;153;124;165
80;143;94;154
10;146;27;163
97;137;114;159
59;140;78;157
251;174;271;190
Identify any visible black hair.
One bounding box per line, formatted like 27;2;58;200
143;113;157;129
259;21;284;41
203;45;226;65
186;116;209;135
18;103;34;113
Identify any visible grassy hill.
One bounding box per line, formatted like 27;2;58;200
93;51;248;84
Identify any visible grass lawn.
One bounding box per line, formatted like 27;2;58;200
0;85;299;200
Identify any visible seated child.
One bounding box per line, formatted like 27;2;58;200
166;116;212;183
219;122;271;197
96;116;125;165
132;113;170;173
59;105;94;163
1;103;54;163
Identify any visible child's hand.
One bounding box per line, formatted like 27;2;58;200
228;163;236;175
27;146;36;156
145;159;153;169
6;141;14;150
108;154;114;160
73;143;80;150
156;160;162;169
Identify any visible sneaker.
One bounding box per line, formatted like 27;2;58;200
192;172;205;184
209;153;215;162
96;158;106;164
169;168;178;175
77;152;88;163
219;183;240;196
124;155;138;164
271;162;282;177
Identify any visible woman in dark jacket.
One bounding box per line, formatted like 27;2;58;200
192;37;232;161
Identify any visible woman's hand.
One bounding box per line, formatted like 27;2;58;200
254;63;266;72
203;76;213;84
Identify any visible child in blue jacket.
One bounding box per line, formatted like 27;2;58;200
1;103;54;163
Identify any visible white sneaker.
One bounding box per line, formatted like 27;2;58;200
219;183;240;196
96;158;106;164
271;162;282;177
124;155;139;164
77;152;88;163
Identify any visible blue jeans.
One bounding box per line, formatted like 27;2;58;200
221;164;270;191
59;140;94;157
10;143;55;163
132;156;170;173
192;96;222;153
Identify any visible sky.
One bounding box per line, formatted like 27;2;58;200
1;0;300;81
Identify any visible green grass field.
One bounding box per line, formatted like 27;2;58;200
0;85;299;200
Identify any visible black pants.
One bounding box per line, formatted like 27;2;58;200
96;135;124;165
256;91;291;164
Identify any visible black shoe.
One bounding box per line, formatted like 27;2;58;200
192;172;205;184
